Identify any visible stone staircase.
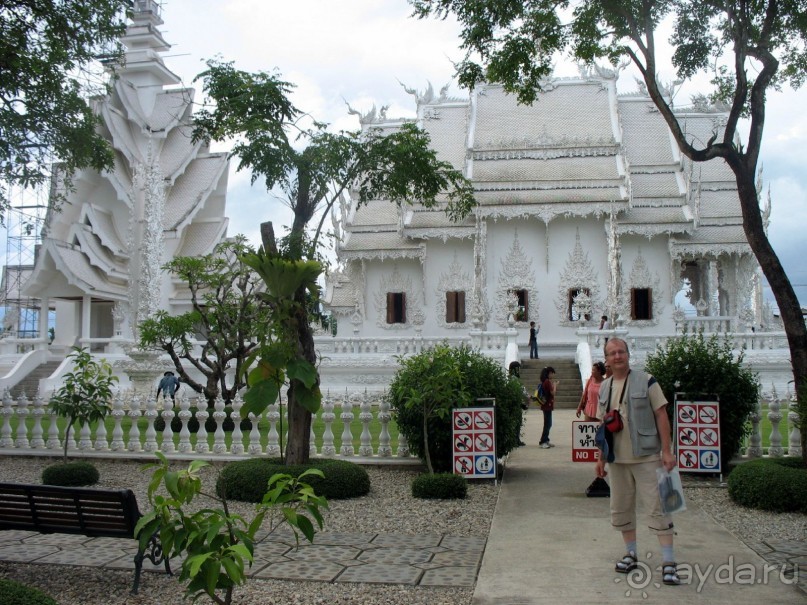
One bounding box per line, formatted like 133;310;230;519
519;358;582;409
9;361;62;399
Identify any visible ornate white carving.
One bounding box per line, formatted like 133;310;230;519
493;230;537;328
477;201;623;223
436;253;473;329
555;230;602;326
373;264;423;330
471;218;490;328
620;249;664;327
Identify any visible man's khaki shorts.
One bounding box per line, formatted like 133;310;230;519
608;459;674;535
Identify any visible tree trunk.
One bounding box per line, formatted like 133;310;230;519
733;170;807;464
284;288;317;466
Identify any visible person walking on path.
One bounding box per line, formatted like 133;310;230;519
595;338;680;585
538;366;556;448
156;371;181;403
528;321;539;359
576;361;606;421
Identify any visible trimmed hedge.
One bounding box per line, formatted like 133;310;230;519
216;457;370;501
41;461;100;486
727;457;807;513
411;473;467;500
0;579;58;605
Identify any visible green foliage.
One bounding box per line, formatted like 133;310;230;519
136;452;327;605
645;333;760;465
48;347;118;462
41;461;100;486
388;344;524;473
0;578;57;605
727;458;807;513
0;0;129;215
217;458;370;502
139;238;269;407
411;472;468;500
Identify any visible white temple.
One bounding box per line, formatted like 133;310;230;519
0;1;229;390
318;72;789;393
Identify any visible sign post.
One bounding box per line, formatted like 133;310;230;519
674;396;722;478
571;421;600;462
452;399;496;481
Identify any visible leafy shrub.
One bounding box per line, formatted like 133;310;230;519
41;461;100;486
217;458;370;502
0;579;57;605
727;457;807;513
411;472;467;500
388;344;524;473
153;405;252;433
645;332;759;466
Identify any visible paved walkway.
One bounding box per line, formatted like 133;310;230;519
473;409;806;604
0;409;804;603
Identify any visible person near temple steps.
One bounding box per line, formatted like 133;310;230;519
594;338;680;585
576;361;606;422
528;321;539;359
156;371;181;402
538;366;556;448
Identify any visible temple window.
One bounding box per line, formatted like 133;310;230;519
386;292;406;324
446;291;466;323
509;289;528;322
568;288;591;321
632;288;653;320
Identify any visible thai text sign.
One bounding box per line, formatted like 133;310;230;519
572;421;600;462
452;404;496;479
674;398;721;473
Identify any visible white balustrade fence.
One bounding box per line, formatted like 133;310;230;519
0;389;415;461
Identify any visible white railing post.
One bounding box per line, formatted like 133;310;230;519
266;400;280;456
377;393;392;457
0;390;13;448
397;429;410;458
143;395;159;452
248;412;262;455
787;400;802;458
127;394;143;452
46;401;60;451
94;412;108;451
160;397;175;454
212;396;227;454
14;393;30;449
110;392;126;451
767;398;784;457
195;401;210;454
321;392;336;457
30;393;46;449
230;395;244;455
746;398;763;458
340;393;355;456
78;421;92;451
177;395;193;454
309;421;317;457
359;391;373;456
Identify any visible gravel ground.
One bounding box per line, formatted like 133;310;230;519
0;458;804;604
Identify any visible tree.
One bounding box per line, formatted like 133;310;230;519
0;0;129;217
49;346;118;462
192;60;476;465
411;0;807;464
138;238;269;407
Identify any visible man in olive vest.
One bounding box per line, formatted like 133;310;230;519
595;338;680;585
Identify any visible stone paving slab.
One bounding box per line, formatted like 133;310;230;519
0;530;486;587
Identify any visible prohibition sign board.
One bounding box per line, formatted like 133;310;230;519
674;397;721;473
452;404;497;479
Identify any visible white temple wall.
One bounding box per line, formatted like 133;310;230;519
421;239;475;335
360;259;424;337
617;235;676;333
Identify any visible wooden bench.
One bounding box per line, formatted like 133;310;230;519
0;482;170;594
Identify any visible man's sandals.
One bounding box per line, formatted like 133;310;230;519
615;552;637;573
615;553;680;585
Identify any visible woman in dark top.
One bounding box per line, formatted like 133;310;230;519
538;366;557;448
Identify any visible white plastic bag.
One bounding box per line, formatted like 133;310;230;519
657;467;687;515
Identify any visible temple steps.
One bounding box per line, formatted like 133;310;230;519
9;361;62;400
519;359;583;409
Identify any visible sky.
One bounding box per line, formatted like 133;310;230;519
5;0;807;307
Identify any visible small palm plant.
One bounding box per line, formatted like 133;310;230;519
49;346;118;462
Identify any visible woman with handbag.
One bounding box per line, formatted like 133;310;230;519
576;361;606;421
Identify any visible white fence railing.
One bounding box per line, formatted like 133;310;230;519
0;390;417;461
